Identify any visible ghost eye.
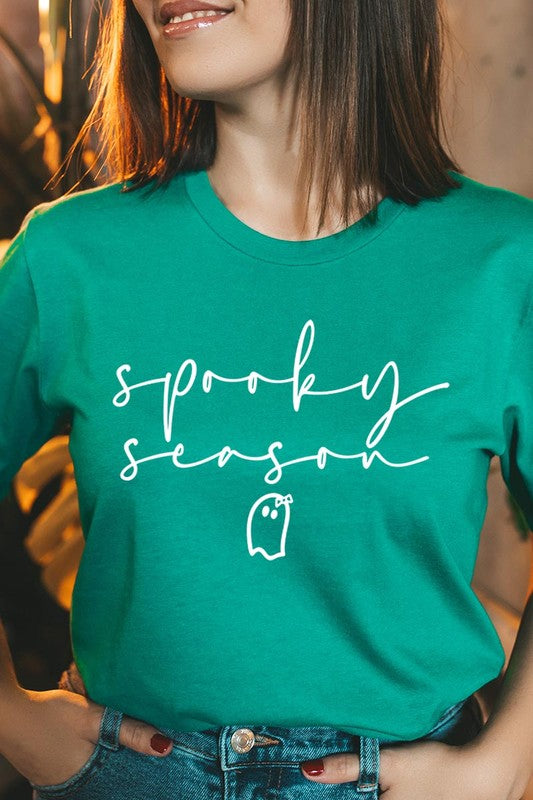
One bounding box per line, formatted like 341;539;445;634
271;509;278;520
262;505;270;517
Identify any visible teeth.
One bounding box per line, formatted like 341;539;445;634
168;9;228;23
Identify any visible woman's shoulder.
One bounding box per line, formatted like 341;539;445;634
442;170;533;230
407;171;533;278
9;178;186;291
20;176;183;241
444;173;533;304
22;180;146;231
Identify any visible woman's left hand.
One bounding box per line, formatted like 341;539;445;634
300;738;525;800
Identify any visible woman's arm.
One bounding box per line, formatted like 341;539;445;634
0;618;24;698
300;589;533;800
473;589;533;795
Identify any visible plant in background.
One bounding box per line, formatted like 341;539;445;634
0;0;102;238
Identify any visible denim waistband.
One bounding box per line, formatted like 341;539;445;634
153;722;361;762
58;660;474;763
89;695;473;800
148;695;474;761
95;710;383;794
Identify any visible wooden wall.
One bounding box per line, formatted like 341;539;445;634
444;0;533;197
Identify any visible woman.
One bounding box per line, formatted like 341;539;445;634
0;1;532;798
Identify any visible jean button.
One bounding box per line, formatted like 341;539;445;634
231;728;256;753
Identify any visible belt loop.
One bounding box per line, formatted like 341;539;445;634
356;735;380;793
98;706;124;751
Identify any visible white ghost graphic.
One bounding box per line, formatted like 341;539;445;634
246;492;294;560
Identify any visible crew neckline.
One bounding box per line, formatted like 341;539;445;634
182;168;407;265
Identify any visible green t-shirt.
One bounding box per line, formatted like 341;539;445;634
0;168;531;741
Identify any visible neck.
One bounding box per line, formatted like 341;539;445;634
207;83;374;240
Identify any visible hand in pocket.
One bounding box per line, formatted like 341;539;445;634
300;737;524;800
1;688;174;788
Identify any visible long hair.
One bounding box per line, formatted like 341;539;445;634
71;0;461;236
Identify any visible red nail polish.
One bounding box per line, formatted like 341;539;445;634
151;733;172;753
301;759;324;775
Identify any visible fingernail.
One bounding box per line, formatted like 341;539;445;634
301;759;324;775
151;733;172;753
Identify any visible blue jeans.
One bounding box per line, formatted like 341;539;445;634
30;692;485;799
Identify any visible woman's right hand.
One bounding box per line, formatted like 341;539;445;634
0;687;173;788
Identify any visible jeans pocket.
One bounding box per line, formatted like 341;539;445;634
30;705;123;799
29;741;111;798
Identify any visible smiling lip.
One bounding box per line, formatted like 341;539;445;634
161;11;233;38
159;0;234;25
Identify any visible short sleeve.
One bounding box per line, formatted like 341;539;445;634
0;218;62;502
499;297;533;531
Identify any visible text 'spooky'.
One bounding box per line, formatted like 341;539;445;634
112;318;450;484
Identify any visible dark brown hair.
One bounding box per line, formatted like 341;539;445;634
72;0;462;236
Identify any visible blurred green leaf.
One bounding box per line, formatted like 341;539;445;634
47;0;70;57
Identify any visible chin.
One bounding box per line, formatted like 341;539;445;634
163;75;249;103
165;83;225;101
